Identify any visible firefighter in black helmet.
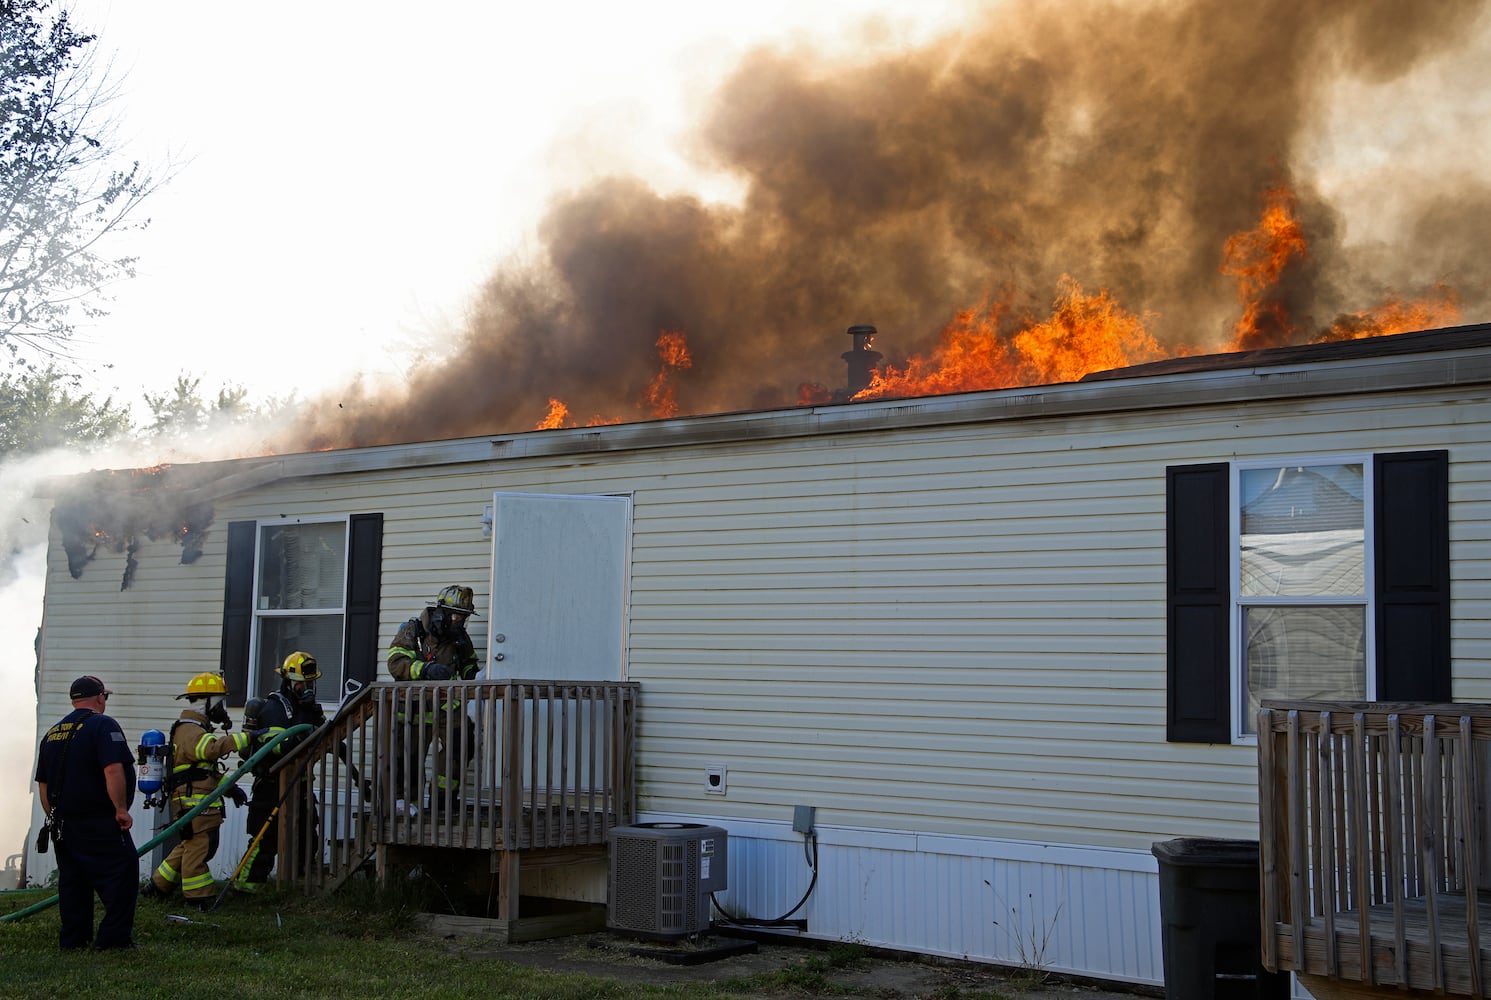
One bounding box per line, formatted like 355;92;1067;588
386;585;479;816
232;651;325;894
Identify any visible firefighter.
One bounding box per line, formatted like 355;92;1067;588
139;672;250;908
232;651;326;894
386;585;480;816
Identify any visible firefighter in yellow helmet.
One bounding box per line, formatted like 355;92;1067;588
386;585;479;816
139;672;250;909
232;650;326;894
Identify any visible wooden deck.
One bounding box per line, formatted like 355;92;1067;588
270;679;638;926
1259;700;1491;997
1275;896;1491;996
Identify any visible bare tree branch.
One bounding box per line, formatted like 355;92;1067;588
0;0;165;359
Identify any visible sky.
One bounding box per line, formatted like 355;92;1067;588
6;0;1491;877
62;0;974;412
1;0;977;880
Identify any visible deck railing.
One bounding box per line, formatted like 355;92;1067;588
1258;700;1491;996
276;679;639;895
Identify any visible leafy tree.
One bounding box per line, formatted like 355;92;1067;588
142;373;252;436
0;361;131;456
0;0;159;359
142;372;302;444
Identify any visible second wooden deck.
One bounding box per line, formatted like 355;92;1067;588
1259;700;1491;997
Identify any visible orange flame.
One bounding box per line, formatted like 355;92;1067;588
655;330;691;369
855;277;1162;401
854;302;1014;400
526;183;1458;424
534;331;694;429
643;330;693;418
534;403;625;429
1317;282;1461;342
1216;185;1459;350
1222;185;1307;351
1011;278;1165;383
535;398;569;430
797;383;834;405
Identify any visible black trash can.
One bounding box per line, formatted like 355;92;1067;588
1151;838;1288;1000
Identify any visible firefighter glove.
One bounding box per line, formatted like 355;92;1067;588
422;662;454;681
225;785;248;808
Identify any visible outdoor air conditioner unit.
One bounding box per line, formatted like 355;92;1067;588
608;822;728;940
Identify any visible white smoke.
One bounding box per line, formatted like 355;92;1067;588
0;548;44;877
0;414;309;882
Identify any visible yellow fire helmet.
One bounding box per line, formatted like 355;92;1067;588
176;671;228;700
278;650;320;683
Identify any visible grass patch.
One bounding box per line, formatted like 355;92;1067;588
1;883;1065;1000
821;943;868;970
727;963;838;995
722;943;869;996
0;882;756;1000
927;987;1016;1000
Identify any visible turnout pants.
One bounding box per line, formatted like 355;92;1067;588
390;701;472;810
235;774;318;891
151;809;221;900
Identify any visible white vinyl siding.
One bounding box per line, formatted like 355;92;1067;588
34;365;1491;865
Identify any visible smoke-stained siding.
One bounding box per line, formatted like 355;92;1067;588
38;509;233;730
27;333;1491;986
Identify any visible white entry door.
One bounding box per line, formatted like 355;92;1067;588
486;492;631;681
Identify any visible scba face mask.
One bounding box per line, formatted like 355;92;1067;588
431;607;469;640
205;695;232;730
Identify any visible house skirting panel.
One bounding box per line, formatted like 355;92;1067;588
642;812;1164;988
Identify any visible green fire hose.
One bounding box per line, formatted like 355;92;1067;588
0;723;314;924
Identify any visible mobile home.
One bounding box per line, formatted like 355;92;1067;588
28;324;1491;989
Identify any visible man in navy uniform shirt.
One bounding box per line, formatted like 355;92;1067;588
34;675;138;950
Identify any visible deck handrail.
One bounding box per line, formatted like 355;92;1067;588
276;679;639;894
1258;699;1491;996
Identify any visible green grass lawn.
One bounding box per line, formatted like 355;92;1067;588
0;880;761;1000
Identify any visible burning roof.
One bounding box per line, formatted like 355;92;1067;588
42;322;1491;588
279;0;1489;453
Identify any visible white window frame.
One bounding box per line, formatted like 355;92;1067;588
1229;453;1377;744
247;514;350;701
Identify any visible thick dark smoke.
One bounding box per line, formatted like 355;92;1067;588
297;0;1490;450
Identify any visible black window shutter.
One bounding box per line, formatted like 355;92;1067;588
1375;450;1450;702
1167;463;1231;742
342;513;384;688
220;520;256;707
